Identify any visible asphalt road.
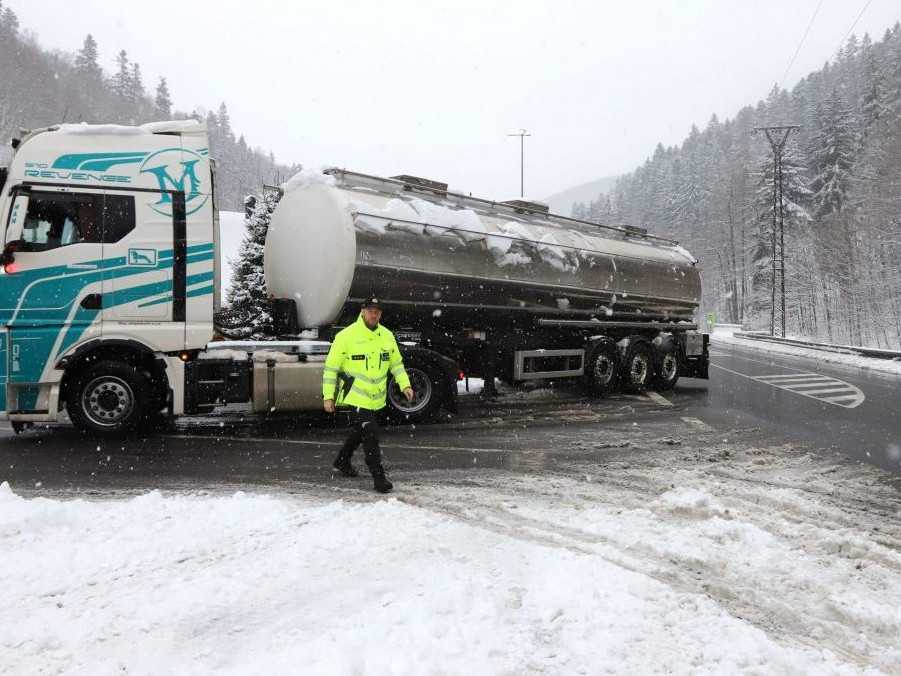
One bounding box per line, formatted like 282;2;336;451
1;337;898;496
699;339;901;472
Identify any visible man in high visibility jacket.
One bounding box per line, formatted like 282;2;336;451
322;297;414;493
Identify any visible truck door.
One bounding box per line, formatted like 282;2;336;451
2;187;106;410
100;190;172;325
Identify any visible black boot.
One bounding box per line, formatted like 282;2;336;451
332;459;359;477
372;470;393;494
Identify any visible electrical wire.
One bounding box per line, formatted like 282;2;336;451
780;0;824;87
837;0;874;55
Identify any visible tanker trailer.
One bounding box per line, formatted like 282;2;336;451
264;168;709;406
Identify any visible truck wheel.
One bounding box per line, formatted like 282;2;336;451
620;341;653;393
652;340;681;391
66;361;155;435
583;340;620;397
386;363;444;424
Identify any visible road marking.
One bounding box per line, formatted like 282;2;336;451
681;417;713;432
167;433;513;454
795;387;858;396
823;394;862;404
754;373;830;383
710;364;865;409
643;391;673;407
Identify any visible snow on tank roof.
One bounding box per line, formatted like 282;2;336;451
281;167;695;264
284;167;683;250
55;120;206;136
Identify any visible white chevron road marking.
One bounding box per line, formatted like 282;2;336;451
710;364;866;409
752;372;865;408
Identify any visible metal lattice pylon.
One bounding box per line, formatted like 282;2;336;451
754;125;799;337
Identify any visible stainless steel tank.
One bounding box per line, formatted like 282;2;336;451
264;169;701;329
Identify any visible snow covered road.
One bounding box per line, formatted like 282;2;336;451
4;421;901;674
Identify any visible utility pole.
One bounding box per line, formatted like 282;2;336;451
507;129;531;197
753;125;800;337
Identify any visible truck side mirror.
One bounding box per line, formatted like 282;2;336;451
0;239;24;266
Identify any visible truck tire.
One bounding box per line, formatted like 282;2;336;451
583;340;620;397
386;361;445;424
620;340;653;393
66;360;156;435
652;339;681;391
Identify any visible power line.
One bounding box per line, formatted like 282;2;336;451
779;0;824;87
836;0;873;55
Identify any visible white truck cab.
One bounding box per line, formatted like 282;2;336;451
0;121;219;429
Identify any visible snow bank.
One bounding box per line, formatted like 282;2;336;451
2;481;880;674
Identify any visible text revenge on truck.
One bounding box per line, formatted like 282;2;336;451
0;121;709;435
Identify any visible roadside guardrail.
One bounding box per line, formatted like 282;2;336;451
732;332;901;361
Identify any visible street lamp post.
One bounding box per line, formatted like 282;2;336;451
507;129;531;198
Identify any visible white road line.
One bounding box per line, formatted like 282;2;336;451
643;391;673;407
756;376;832;385
711;351;812;373
823;394;863;404
800;387;858;396
754;373;823;381
781;382;844;391
681;417;714;432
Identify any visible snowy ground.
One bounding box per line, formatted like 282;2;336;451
4;421;901;674
712;326;901;378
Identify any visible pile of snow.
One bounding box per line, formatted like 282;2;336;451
4;480;892;673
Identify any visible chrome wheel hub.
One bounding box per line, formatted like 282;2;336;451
82;376;135;427
389;367;433;414
661;353;678;381
593;355;614;384
630;355;649;384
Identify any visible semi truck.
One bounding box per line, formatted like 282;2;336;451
0;120;709;435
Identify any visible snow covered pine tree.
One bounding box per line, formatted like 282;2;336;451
223;190;280;339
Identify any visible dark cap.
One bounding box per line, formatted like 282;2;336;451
361;296;382;310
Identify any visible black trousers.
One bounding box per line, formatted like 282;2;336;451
335;408;385;476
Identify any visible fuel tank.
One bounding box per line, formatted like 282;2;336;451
264;168;701;329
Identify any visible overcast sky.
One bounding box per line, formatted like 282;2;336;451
12;0;901;200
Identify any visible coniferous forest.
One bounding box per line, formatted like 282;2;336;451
574;27;901;349
0;2;294;210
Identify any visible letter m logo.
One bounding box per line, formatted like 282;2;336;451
139;148;209;216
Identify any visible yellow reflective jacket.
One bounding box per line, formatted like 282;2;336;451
322;314;411;411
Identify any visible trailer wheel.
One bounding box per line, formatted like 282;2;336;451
652;340;681;391
386;362;444;424
620;341;653;393
66;360;155;435
583;340;620;397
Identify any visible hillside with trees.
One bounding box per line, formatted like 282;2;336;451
574;26;901;349
0;1;294;209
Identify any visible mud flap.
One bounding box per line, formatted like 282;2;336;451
679;334;710;379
